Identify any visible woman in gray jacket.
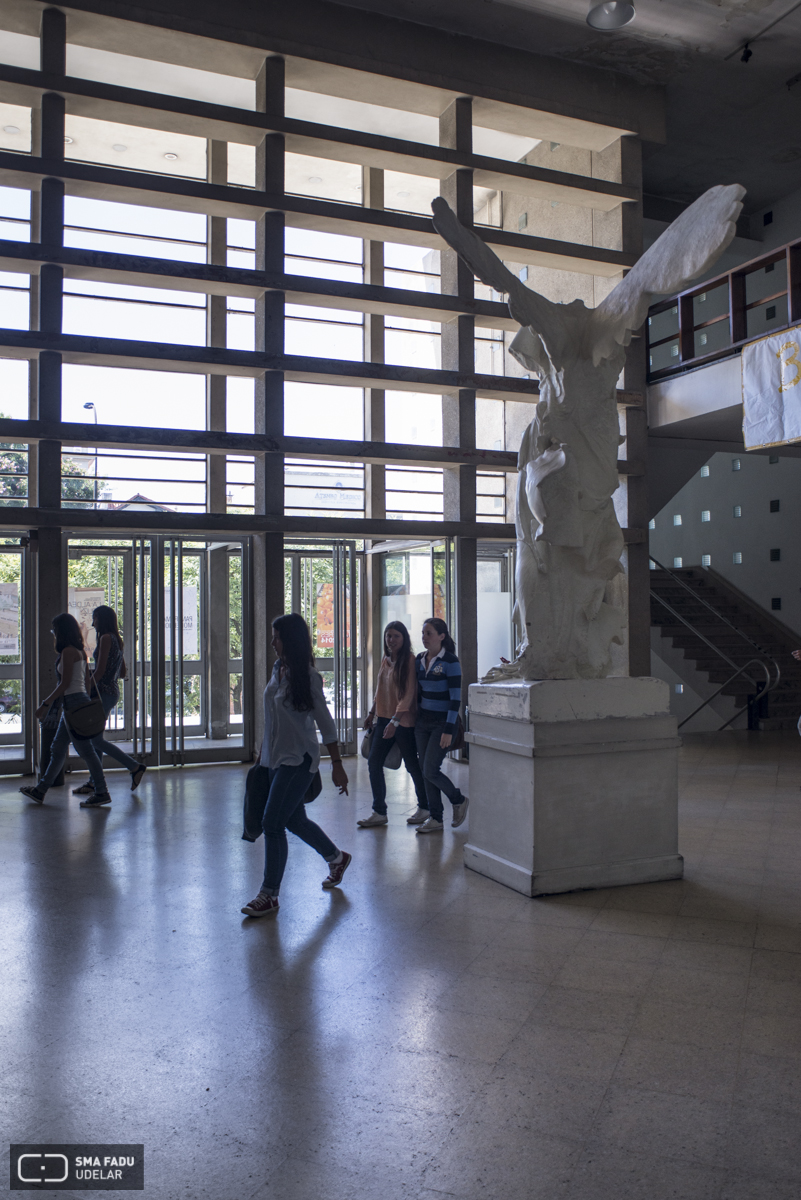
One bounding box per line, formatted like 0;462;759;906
241;613;351;918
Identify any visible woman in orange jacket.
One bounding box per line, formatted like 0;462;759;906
358;621;428;827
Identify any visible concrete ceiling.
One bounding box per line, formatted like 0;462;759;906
337;0;801;216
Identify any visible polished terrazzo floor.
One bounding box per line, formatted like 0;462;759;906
3;731;801;1199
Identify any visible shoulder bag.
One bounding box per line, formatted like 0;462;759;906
360;726;402;769
63;682;106;740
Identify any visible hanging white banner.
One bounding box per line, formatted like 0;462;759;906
742;327;801;449
164;586;198;656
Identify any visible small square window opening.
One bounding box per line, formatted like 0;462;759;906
733;551;743;564
769;455;779;464
648;518;656;530
732;458;741;471
766;306;776;320
673;557;683;568
770;499;780;512
701;554;711;567
770;548;781;561
701;510;710;522
733;505;742;517
772;597;782;611
674;684;684;694
700;465;710;477
673;514;682;526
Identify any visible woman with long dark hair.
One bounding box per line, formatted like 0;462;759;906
72;605;146;798
20;612;111;806
358;620;428;828
413;617;468;834
241;613;351;918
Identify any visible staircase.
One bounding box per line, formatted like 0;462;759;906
649;564;801;731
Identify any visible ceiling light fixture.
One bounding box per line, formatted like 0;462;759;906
586;1;635;30
63;135;73;144
307;175;322;183
112;143;127;152
164;152;178;161
741;43;753;63
3;125;20;134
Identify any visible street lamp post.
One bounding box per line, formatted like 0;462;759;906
83;402;98;508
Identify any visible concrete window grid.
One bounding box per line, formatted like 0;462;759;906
0;9;642;544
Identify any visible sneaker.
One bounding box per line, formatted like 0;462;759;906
357;812;388;828
80;794;112;808
20;784;44;804
322;851;352;889
131;764;147;791
241;892;279;917
406;807;429;825
73;781;95;796
451;797;469;828
416;817;444;834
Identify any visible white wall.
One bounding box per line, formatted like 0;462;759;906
649;450;801;638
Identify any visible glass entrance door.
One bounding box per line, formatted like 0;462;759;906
0;541;32;774
154;538;252;765
285;541;361;754
66;536;252;771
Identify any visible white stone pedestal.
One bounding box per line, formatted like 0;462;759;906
464;678;683;897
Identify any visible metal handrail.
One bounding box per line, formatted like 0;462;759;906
649;558;781;730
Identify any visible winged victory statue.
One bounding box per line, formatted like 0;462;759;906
431;183;745;681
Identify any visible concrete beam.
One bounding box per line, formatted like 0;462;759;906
0;153;638;276
0;64;638;212
0;239;518;328
23;0;664;144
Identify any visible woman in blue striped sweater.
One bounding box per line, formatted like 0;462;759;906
413;617;468;833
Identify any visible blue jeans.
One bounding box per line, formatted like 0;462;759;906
261;753;339;895
39;693;109;797
414;713;463;823
368;717;427;815
92;690;139;773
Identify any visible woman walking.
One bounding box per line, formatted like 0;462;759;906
241;613;351;918
357;620;428;828
20;613;111;807
414;617;468;834
73;605;146;798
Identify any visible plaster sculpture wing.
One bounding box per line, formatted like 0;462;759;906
431;196;567;350
590;183;746;363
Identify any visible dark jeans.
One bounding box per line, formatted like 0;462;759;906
368;717;427;815
39;693;109;797
261;753;339;895
414;713;463;823
92;690;139;773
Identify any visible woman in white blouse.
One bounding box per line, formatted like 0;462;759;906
241;613;350;918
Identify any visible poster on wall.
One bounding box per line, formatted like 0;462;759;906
0;581;19;655
164;586;198;656
742;328;801;449
315;583;349;652
68;587;105;654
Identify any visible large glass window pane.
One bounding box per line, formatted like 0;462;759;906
64;197;207;263
285;383;363;440
0;359;28;419
385;392;442;446
0;273;29;330
63;366;206;430
285;460;364;516
0;186;30;243
285;153;362;203
62;448;206;511
380;547;433;648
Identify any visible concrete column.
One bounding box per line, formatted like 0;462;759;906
206;139;227;515
252;57;286;749
362;167;385;704
33;10;67;763
620;137;650;678
439;99;478;699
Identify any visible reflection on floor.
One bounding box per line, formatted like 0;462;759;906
3;731;801;1199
